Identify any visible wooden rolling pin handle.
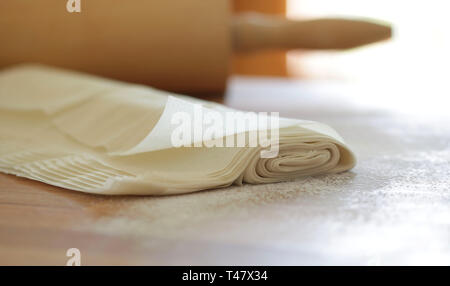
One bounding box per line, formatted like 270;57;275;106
232;13;392;52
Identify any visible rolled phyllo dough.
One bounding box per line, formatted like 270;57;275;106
0;65;356;195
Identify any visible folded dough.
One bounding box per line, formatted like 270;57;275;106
0;65;356;195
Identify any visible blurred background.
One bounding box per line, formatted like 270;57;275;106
232;0;450;115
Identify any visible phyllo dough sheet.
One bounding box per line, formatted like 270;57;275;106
0;65;355;195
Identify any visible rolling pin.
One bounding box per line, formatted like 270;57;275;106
0;0;391;93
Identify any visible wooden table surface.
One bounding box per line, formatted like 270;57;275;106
1;72;450;265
